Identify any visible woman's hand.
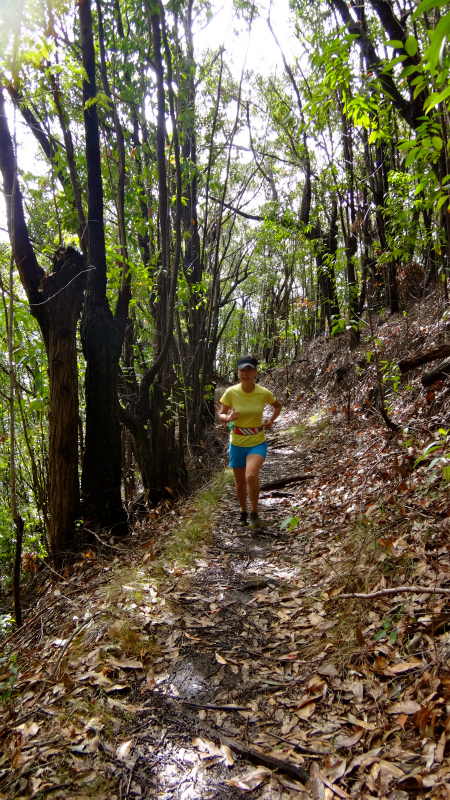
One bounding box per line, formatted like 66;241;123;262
263;399;282;430
219;404;239;425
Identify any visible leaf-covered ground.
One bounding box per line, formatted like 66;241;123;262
1;300;450;799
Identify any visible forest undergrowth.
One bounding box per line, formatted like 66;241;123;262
1;297;450;799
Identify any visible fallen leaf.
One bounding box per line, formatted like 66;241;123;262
346;747;381;775
14;720;40;741
215;652;227;665
193;737;222;758
334;729;364;748
225;766;272;791
116;739;133;761
347;715;375;731
220;744;234;766
297;701;316;720
355;627;365;646
388;700;421;715
324;756;346;783
306;762;325;800
435;731;446;762
386;658;422;675
84;717;105;735
107;658;143;670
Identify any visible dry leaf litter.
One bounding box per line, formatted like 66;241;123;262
1;296;450;799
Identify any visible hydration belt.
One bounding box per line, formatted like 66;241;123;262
232;425;263;435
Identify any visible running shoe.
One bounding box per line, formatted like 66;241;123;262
238;511;248;526
248;511;263;530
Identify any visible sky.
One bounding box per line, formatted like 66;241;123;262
194;0;295;74
0;0;297;244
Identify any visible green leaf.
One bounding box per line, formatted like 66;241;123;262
405;35;418;57
405;147;420;167
436;193;449;210
423;91;441;112
413;79;428;100
387;39;405;50
415;181;428;194
412;0;448;23
388;55;408;68
437;83;450;103
400;64;420;78
423;440;444;455
426;11;450;69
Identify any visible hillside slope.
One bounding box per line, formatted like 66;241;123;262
1;299;450;799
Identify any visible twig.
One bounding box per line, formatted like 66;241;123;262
50;611;103;678
181;701;251;712
260;473;314;490
125;755;138;798
333;586;450;600
199;725;309;783
33;782;75;796
37;555;72;583
265;730;328;757
1;600;54;646
84;527;129;551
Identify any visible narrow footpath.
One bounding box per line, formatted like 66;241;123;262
2;401;450;799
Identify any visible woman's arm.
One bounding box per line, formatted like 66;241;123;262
219;403;240;425
263;399;282;430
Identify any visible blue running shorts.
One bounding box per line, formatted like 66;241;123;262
229;441;268;469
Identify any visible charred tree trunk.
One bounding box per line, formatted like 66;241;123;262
79;0;127;532
340;102;360;347
117;1;185;506
312;203;340;331
0;90;86;563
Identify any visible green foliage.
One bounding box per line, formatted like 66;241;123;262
0;652;18;703
0;615;13;636
380;359;401;394
374;616;398;644
414;428;450;484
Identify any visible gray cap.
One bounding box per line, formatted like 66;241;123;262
237;356;257;369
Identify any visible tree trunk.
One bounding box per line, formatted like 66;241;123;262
46;254;86;555
0;89;86;563
79;0;127;532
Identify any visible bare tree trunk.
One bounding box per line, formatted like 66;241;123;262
8;254;23;627
0;90;86;564
79;0;127;532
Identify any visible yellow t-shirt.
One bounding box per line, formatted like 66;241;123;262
220;383;276;447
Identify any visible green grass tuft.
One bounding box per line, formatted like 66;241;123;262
164;469;233;565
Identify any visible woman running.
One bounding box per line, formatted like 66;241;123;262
219;356;282;529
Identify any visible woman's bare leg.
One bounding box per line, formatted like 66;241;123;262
233;467;247;511
245;454;265;513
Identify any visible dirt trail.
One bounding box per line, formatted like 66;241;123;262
2;399;450;798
